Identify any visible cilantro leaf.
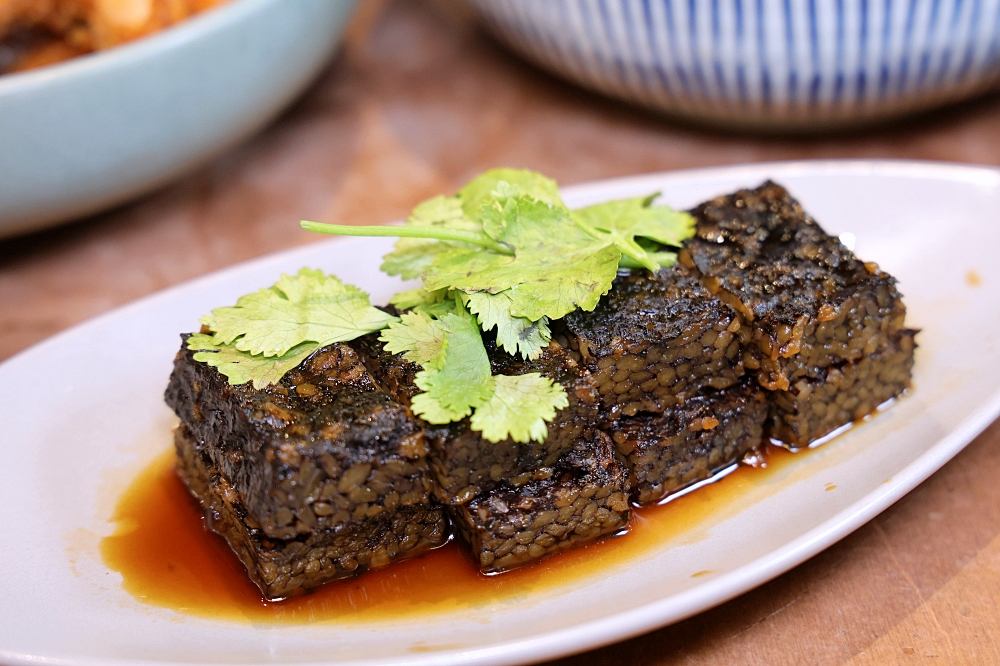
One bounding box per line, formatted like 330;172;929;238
380;311;448;366
572;196;694;269
423;195;620;320
409;312;493;423
378;303;561;442
381;173;563;281
381;238;456;280
409;391;465;425
408;194;480;230
470;373;568;444
388;287;447;311
464;291;551;359
418;244;515;289
201;268;397;358
299;163;698;423
458;168;564;220
187;334;317;389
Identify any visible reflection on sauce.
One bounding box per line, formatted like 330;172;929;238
101;445;801;624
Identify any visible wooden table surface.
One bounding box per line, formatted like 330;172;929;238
4;1;1000;663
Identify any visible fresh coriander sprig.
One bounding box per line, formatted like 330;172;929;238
188;268;396;389
190;168;696;445
301;220;678;270
301;168;695;357
302;220;678;270
379;304;568;442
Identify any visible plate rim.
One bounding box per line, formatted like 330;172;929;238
2;158;999;666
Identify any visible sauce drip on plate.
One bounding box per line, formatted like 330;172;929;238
101;445;801;623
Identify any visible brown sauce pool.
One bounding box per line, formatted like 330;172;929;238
100;445;803;624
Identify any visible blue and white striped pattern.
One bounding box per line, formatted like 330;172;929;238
468;0;1000;129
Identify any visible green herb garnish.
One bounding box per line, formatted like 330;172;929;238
188;268;396;388
301;168;694;334
190;168;695;444
380;302;568;442
187;336;320;389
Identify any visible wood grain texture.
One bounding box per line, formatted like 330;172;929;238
2;1;999;662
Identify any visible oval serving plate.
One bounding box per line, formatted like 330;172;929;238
1;160;999;666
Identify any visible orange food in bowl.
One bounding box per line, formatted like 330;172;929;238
0;0;228;73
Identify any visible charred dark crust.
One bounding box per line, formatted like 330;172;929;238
610;381;768;504
165;341;440;541
174;425;446;600
352;331;423;405
684;181;908;392
560;265;746;419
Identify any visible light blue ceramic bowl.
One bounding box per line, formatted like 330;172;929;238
468;0;1000;131
0;0;357;239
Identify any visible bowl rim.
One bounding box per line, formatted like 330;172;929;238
0;0;277;95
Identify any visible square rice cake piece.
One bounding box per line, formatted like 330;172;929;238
355;334;631;572
449;431;631;573
355;333;605;504
611;381;768;504
164;339;447;598
767;329;917;447
426;341;605;504
560;265;746;419
174;425;446;600
683;181;909;392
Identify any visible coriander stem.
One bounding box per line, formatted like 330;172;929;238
615;235;659;272
569;214;605;242
300;221;515;255
570;213;662;271
619;251;677;270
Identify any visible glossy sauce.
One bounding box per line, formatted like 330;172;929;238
100;445;802;624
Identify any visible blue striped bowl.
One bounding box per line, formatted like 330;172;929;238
468;0;1000;130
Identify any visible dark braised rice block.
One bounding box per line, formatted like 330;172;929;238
448;430;630;573
423;341;603;504
610;381;768;504
684;181;909;392
561;265;746;419
174;425;445;600
164;339;447;599
359;335;631;572
767;329;916;447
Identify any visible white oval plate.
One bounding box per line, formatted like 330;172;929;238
2;160;998;666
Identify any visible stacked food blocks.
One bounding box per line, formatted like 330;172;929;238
358;335;630;574
165;342;447;600
561;265;769;505
563;181;915;503
561;267;747;418
164;181;915;596
684;182;915;447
